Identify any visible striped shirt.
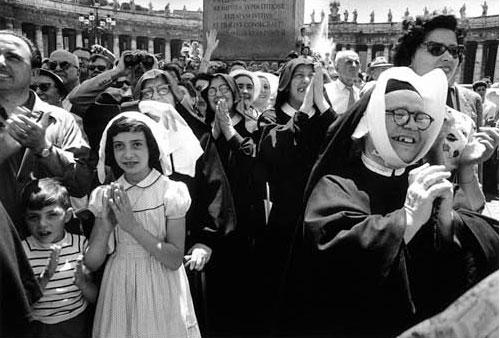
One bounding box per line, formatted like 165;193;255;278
22;232;88;324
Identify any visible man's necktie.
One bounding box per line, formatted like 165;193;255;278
446;87;454;108
347;86;355;109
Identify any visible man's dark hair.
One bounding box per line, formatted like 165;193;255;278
0;30;42;68
191;72;212;86
393;15;466;66
160;63;182;83
21;178;71;211
179;80;197;99
230;60;247;70
472;80;488;91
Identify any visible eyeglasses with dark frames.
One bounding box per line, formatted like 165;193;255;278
111;80;131;88
47;61;75;71
30;83;53;92
88;64;108;72
386;109;435;131
421;41;465;59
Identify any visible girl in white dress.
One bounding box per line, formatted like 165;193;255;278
84;112;201;338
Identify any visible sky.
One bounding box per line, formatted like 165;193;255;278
142;0;498;23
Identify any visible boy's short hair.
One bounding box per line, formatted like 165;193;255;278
21;178;71;211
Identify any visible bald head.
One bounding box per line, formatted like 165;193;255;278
48;49;80;90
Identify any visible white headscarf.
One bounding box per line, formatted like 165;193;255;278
352;67;448;169
229;69;262;104
97;111;202;183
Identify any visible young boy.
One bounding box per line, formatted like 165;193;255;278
20;178;97;338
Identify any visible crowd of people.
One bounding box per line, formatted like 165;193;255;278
0;12;498;338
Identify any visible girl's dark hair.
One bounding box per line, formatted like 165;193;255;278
104;116;161;178
393;15;466;67
21;178;71;211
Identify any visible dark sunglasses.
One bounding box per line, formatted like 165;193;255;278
421;41;465;59
88;64;108;72
111;80;131;88
47;61;74;71
30;83;53;92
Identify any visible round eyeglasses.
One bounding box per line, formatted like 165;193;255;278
141;85;171;99
386;109;434;131
208;84;230;97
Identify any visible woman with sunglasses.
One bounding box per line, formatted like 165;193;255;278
286;67;498;337
393;14;499;213
30;69;68;107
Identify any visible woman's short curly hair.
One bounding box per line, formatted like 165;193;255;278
393;15;466;67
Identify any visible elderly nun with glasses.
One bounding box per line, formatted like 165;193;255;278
278;67;498;338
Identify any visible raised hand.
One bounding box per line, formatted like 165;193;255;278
403;164;453;243
459;127;499;166
39;244;61;288
216;98;236;139
299;76;315;117
6;107;50;155
107;182;138;235
205;29;219;55
101;185;117;232
73;256;88;290
312;64;329;113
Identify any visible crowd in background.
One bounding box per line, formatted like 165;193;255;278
0;12;499;338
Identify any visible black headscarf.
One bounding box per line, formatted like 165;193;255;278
204;73;241;125
274;58;314;111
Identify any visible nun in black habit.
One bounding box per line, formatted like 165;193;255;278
283;67;498;337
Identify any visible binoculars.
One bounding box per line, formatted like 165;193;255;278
123;52;155;69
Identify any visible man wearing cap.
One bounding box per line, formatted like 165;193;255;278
324;50;361;115
88;49;115;79
30;69;68;107
366;56;393;81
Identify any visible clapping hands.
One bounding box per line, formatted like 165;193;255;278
403;164;454;243
299;64;330;116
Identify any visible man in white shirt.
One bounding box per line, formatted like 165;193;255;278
473;80;498;127
324;50;361;115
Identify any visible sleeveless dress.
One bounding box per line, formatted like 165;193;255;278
88;169;200;338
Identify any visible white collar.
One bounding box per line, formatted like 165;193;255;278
117;168;162;190
281;102;298;118
281;102;315;118
361;152;406;177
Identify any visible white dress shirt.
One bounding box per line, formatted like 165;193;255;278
324;79;360;115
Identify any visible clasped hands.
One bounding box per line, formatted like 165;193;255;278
403;163;454;243
5;106;50;155
101;182;137;234
299;64;330;117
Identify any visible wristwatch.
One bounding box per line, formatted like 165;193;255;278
35;144;52;158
